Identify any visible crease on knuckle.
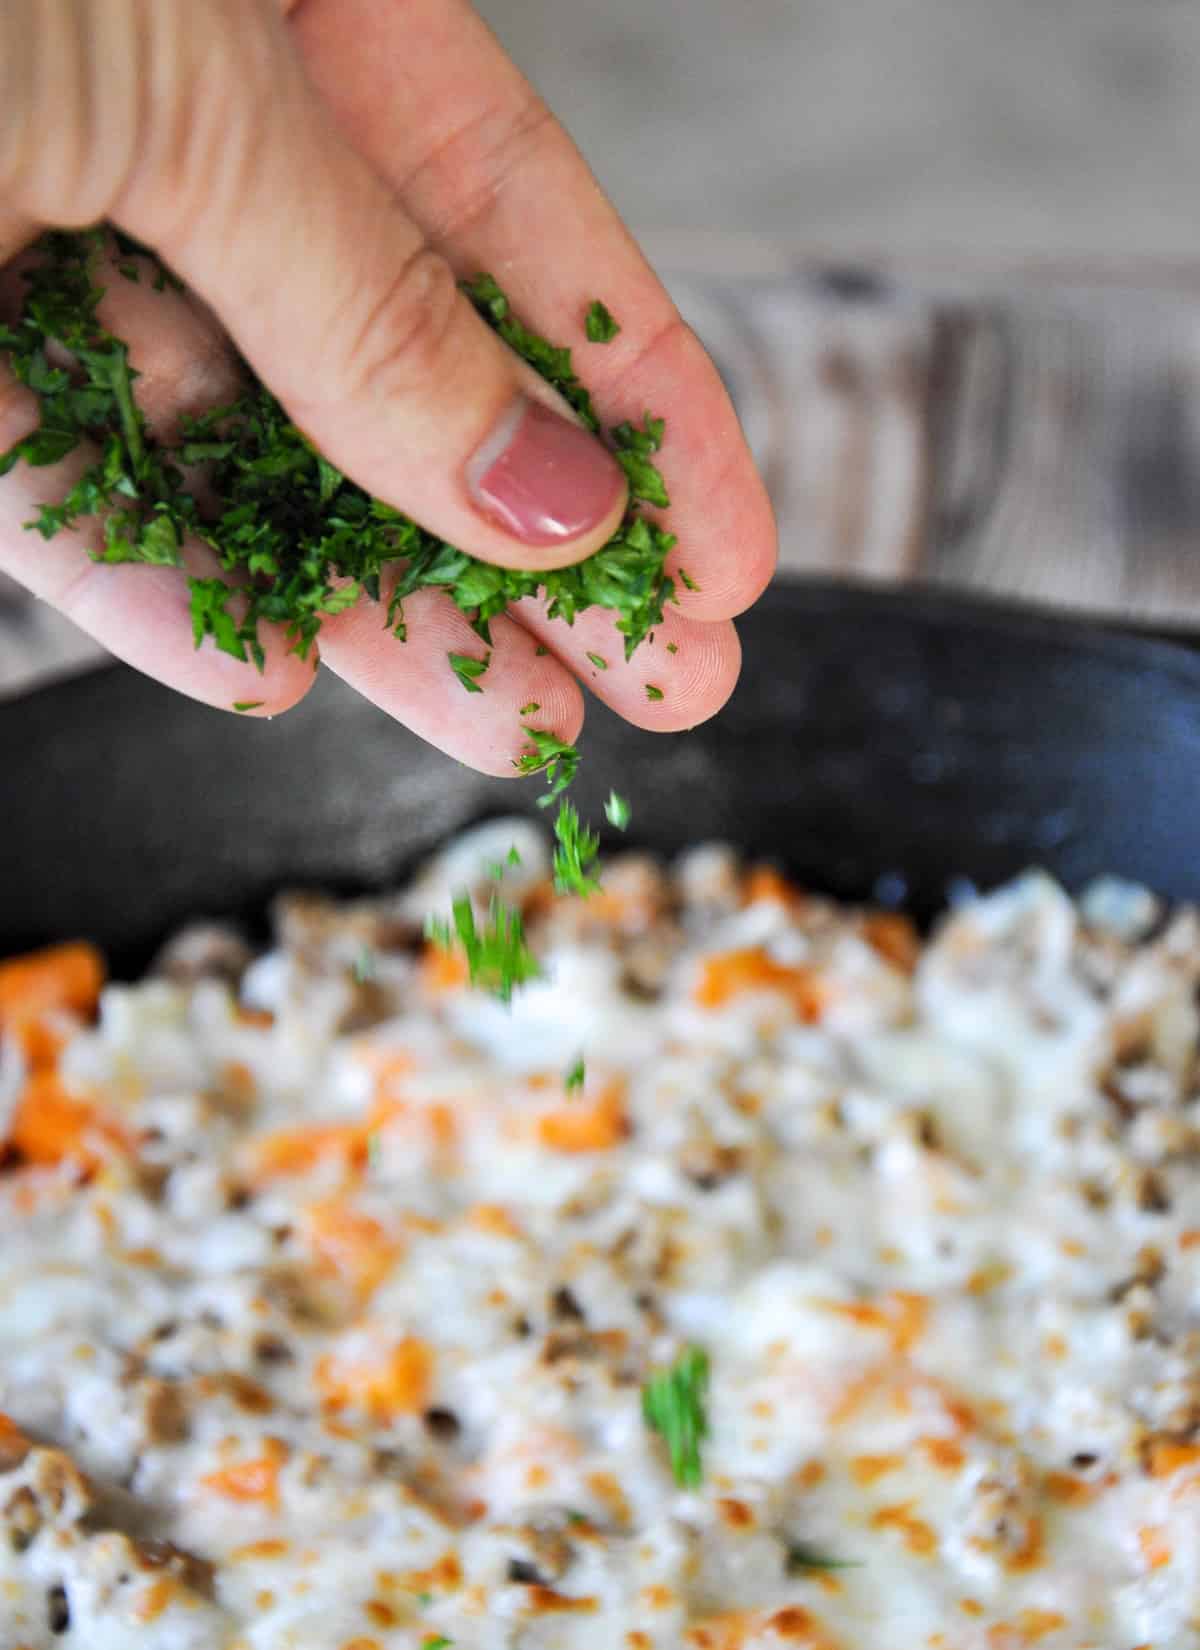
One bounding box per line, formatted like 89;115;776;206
405;93;559;245
339;243;461;410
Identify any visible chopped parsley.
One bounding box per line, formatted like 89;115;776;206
604;791;631;831
1;231;677;669
784;1542;860;1574
666;641;678;654
564;1054;586;1092
645;684;664;702
421;1637;453;1650
612;414;669;509
0;232;692;1008
519;701;540;716
551;801;600;897
678;568;699;592
448;650;489;693
514;727;581;805
425;894;541;1004
585;300;621;343
642;1345;710;1488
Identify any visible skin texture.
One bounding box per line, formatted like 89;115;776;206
0;0;775;775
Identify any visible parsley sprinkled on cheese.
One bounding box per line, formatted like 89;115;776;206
425;894;541;1004
642;1345;710;1488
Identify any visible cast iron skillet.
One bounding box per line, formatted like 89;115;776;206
3;579;1200;974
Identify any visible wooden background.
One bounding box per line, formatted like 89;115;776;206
4;245;1200;695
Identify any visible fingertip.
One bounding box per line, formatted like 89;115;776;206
666;452;779;623
620;618;742;733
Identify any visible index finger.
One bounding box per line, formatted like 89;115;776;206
288;0;777;625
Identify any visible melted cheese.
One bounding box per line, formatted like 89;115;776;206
2;843;1199;1648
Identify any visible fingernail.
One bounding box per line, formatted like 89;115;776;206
468;397;626;547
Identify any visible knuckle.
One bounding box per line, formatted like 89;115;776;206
422;94;558;243
340;243;462;409
0;0;138;223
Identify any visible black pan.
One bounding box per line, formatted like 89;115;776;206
3;579;1200;973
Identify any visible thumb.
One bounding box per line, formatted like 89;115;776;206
0;0;627;572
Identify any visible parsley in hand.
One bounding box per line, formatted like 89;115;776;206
1;231;677;667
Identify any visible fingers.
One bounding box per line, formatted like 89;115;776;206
288;0;777;623
0;0;628;574
512;599;743;734
0;357;314;716
317;584;584;777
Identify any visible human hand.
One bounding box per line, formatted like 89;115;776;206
0;0;775;774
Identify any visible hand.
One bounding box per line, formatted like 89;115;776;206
0;0;775;775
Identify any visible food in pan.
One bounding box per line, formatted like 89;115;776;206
2;821;1198;1647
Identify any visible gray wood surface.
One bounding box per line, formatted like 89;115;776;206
4;248;1200;696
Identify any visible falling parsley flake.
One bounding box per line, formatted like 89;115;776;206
604;791;631;831
552;802;601;897
448;650;489;693
585;300;621;343
425;893;540;1004
642;1346;710;1488
565;1054;586;1092
514;727;581;806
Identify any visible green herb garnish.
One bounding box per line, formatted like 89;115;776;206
678;568;699;592
645;684;664;702
421;1637;453;1650
784;1542;860;1574
565;1055;586;1092
612;414;669;509
514;727;581;805
666;642;678;654
604;791;631;831
231;700;263;712
448;651;489;693
642;1345;710;1488
585;300;621;343
551;801;600;897
425;894;541;1004
586;652;608;670
1;232;677;668
519;701;540;716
